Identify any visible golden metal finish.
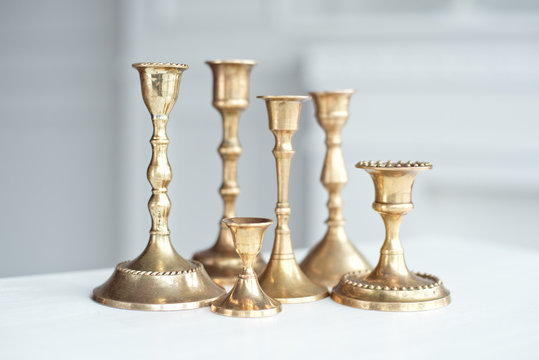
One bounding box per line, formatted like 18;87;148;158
93;62;225;311
211;218;281;318
332;161;451;311
300;90;371;288
257;95;328;304
193;60;265;286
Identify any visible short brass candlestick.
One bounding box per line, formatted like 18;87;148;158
211;217;281;318
300;90;371;288
193;60;265;286
257;95;328;304
93;62;225;311
332;161;451;311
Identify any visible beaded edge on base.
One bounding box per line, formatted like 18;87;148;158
115;260;201;276
341;271;442;291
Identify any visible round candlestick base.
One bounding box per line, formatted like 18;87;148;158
92;260;224;311
210;276;281;318
259;258;329;304
301;236;371;288
332;270;450;311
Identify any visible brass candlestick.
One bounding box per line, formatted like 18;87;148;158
211;217;281;318
193;60;265;286
257;95;328;304
93;62;225;311
300;90;371;288
332;161;451;311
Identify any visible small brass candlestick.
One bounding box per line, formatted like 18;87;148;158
93;62;225;311
257;95;328;304
211;217;281;318
300;90;371;288
193;60;266;286
332;161;451;311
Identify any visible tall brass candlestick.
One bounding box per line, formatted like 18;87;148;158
93;62;225;311
301;90;371;287
193;60;265;286
257;95;328;303
332;161;451;311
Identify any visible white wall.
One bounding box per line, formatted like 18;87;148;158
0;0;119;276
1;0;538;277
299;5;539;252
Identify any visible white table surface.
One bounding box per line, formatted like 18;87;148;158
1;238;538;360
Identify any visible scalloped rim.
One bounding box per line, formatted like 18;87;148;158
132;62;189;69
356;160;432;169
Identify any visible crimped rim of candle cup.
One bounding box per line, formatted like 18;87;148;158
132;62;189;69
356;160;432;169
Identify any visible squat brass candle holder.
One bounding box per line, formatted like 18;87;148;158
300;90;371;288
332;161;451;311
257;95;328;303
92;62;225;311
193;60;265;286
211;217;281;318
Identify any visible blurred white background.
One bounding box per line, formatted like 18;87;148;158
1;0;538;277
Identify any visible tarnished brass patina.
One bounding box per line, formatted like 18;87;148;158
257;96;328;303
193;60;265;286
300;90;371;288
93;63;225;311
332;161;451;311
211;218;281;318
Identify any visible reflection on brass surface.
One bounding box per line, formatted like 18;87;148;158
211;218;281;317
332;161;451;311
193;60;265;286
257;95;328;303
93;63;225;311
300;90;371;288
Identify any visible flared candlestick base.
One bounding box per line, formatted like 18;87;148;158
211;274;281;318
331;269;450;311
259;257;328;304
93;259;225;311
301;234;371;288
